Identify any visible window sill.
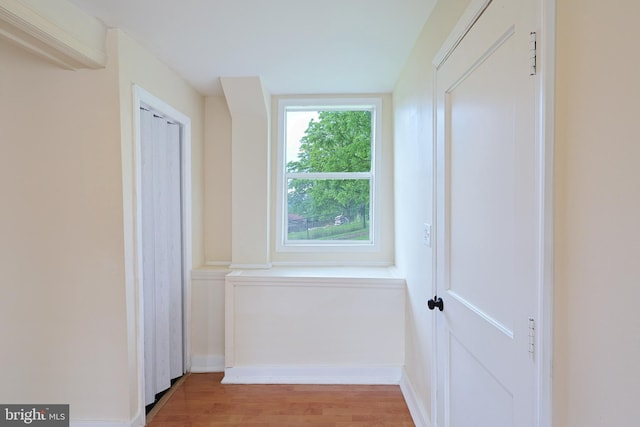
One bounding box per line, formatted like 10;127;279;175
226;265;405;287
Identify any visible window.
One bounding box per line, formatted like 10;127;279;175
277;98;381;251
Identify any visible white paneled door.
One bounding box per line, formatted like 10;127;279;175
140;107;184;407
434;0;540;426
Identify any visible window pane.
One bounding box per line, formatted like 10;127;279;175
287;179;370;241
286;110;372;173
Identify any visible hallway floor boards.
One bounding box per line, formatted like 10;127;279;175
146;373;414;427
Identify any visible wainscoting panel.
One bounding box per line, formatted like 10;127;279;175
225;268;406;383
190;268;228;372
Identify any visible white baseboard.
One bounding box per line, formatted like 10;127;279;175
128;411;145;427
70;422;130;427
222;365;402;385
70;410;145;427
400;369;431;427
190;355;225;373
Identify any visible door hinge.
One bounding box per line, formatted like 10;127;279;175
528;317;535;360
529;32;537;76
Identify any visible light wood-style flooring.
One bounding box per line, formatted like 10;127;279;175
146;373;414;427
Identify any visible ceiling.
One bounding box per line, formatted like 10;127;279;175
68;0;436;96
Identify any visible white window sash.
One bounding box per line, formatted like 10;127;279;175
276;96;382;253
286;172;372;180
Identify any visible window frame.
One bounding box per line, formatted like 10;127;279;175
275;97;383;253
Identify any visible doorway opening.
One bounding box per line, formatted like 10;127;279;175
133;85;193;422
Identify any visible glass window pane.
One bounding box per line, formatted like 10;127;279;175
287;179;370;241
286;110;372;173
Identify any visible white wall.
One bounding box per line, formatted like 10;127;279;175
392;0;470;422
0;13;205;425
221;77;271;268
204;96;232;265
0;36;129;421
114;28;205;268
9;0;640;424
112;28;205;421
554;0;640;425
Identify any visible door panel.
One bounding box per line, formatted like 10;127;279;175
166;122;183;380
141;108;184;407
449;334;513;427
435;0;539;426
151;112;172;394
448;30;517;333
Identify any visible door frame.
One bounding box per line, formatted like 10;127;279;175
133;85;193;419
430;0;555;425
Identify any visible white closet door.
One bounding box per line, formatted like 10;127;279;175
141;108;183;406
151;113;172;395
141;108;156;406
165;121;183;380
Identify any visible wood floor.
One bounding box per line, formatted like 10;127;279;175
146;373;415;427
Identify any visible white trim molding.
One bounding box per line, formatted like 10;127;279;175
275;96;384;255
191;355;225;373
538;0;556;426
204;260;232;268
225;266;405;282
0;0;107;69
70;412;144;427
70;407;145;427
400;369;431;427
70;422;131;427
222;366;402;385
228;263;273;270
433;0;492;69
270;260;394;268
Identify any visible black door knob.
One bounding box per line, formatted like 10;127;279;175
427;296;444;312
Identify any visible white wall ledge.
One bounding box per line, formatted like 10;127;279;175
194;265;406;285
226;265;404;283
